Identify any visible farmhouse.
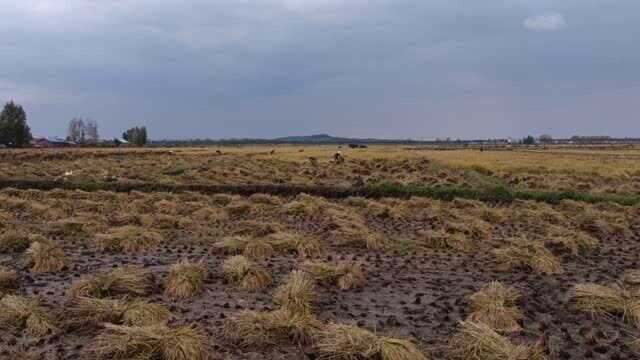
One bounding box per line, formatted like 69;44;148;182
31;137;75;148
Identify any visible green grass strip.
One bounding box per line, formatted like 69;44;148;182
365;181;640;206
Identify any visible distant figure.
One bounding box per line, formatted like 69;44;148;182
333;151;345;164
216;150;222;155
299;149;305;152
480;147;484;153
270;148;276;155
308;156;318;166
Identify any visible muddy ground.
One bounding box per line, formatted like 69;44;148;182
2;227;639;359
0;185;639;359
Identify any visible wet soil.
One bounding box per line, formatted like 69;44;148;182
1;186;639;359
1;231;639;359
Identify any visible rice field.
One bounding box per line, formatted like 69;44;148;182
1;145;640;359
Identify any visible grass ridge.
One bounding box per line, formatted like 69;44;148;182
1;179;639;206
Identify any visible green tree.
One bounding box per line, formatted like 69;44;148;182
0;101;32;147
522;135;535;145
139;126;148;146
123;126;149;146
538;134;553;143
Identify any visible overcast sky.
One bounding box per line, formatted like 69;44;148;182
1;1;638;140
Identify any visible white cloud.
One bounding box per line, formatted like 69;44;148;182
524;12;566;31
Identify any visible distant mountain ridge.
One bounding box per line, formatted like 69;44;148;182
273;134;335;142
150;134;427;146
272;134;401;144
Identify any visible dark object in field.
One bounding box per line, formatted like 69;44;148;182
333;152;345;164
163;168;186;176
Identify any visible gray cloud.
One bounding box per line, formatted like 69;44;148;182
1;0;640;139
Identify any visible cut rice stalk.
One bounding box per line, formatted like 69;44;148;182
493;240;563;275
96;226;162;253
92;323;209;360
0;266;19;294
71;297;171;327
25;241;66;273
222;255;272;291
0;295;57;337
570;283;640;326
302;261;365;291
69;267;152;298
223;308;322;347
466;281;524;333
274;270;316;314
448;321;546;360
164;260;208;300
316;323;429;360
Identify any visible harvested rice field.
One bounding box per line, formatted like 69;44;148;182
2;145;640;359
3;145;640;197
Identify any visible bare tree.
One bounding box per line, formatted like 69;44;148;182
85;119;99;144
67;118;85;143
67;118;99;144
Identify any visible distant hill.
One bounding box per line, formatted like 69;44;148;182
271;134;407;144
151;134;429;146
273;134;369;143
273;134;335;142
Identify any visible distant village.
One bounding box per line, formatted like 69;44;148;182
0;101;149;148
28;137;132;148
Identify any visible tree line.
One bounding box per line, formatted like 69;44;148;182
67;118;148;146
0;101;149;147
